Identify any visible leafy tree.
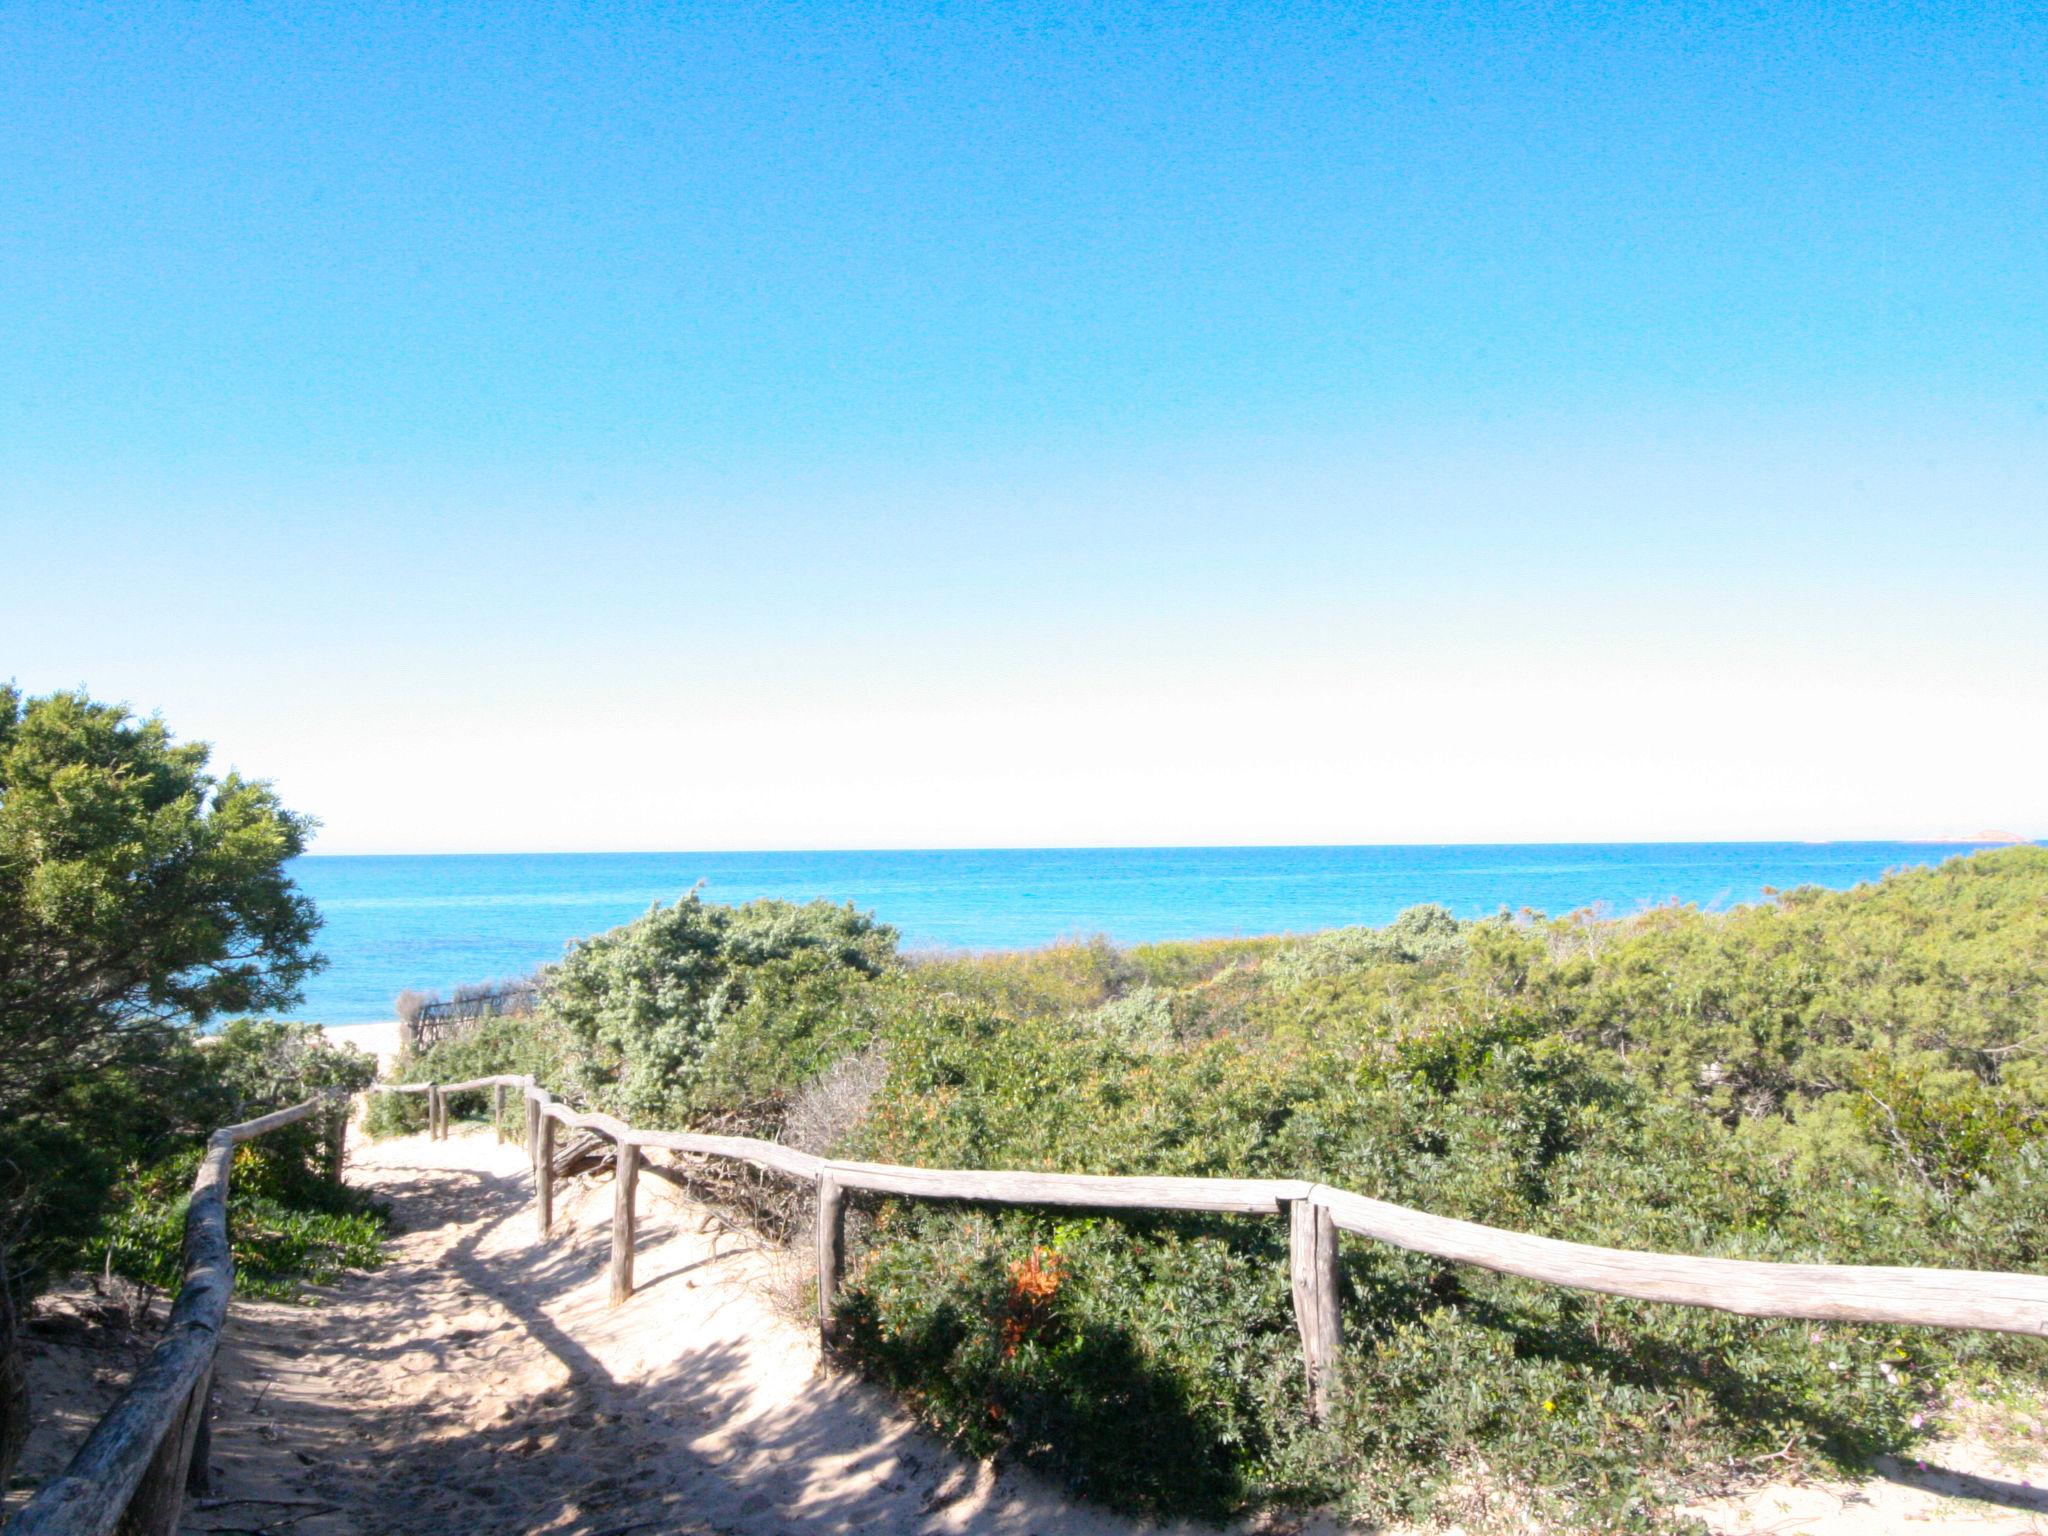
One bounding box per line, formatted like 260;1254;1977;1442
0;685;322;1482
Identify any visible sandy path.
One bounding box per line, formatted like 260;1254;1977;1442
159;1125;2048;1536
181;1127;1190;1536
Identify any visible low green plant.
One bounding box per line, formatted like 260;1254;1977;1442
377;904;902;1142
100;1146;385;1302
1125;934;1291;990
545;893;896;1124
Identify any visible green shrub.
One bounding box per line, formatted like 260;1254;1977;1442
1264;902;1469;990
364;1083;431;1139
1846;1056;2041;1194
376;896;900;1144
689;956;902;1133
371;1008;563;1136
842;998;1973;1526
830;855;2048;1526
365;851;2048;1529
841;1206;1290;1517
910;935;1141;1019
201;1019;377;1195
1125;934;1291;990
545;893;895;1124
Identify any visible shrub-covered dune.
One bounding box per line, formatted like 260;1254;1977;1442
384;847;2048;1531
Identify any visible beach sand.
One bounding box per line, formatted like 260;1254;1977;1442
317;1019;401;1067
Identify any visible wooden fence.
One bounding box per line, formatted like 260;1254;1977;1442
4;1094;350;1536
15;1073;2048;1535
408;987;539;1052
403;1074;2048;1422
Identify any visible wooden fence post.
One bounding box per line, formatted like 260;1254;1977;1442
1288;1196;1342;1420
428;1083;443;1141
816;1174;846;1355
328;1101;348;1185
536;1111;556;1239
186;1369;215;1496
610;1138;640;1305
493;1082;507;1144
525;1086;542;1167
123;1368;210;1535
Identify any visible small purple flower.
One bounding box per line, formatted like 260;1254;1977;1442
1909;1414;1924;1429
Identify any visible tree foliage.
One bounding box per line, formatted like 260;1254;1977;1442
0;686;322;1122
0;686;328;1480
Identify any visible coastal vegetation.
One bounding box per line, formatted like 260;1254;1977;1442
0;687;381;1486
383;846;2048;1530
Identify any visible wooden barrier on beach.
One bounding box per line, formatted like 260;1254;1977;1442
4;1094;347;1536
19;1073;2048;1533
409;986;539;1052
393;1075;2048;1424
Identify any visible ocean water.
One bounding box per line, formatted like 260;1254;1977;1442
280;842;2013;1024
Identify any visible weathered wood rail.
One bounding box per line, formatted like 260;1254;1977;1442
394;1075;2048;1421
415;987;537;1028
408;987;538;1052
20;1073;2048;1533
4;1094;349;1536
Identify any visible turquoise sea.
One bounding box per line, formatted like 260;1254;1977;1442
283;842;2015;1024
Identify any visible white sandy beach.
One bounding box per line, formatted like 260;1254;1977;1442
318;1019;402;1067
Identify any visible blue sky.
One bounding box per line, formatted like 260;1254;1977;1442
3;3;2043;851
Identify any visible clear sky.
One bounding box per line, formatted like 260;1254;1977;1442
3;3;2043;852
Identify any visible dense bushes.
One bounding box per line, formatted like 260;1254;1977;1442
366;1008;567;1138
380;848;2048;1530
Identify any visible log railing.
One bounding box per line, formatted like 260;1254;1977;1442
395;1075;2048;1420
4;1094;350;1536
23;1071;2048;1534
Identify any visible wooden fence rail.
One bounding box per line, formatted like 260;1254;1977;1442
19;1072;2048;1533
408;988;539;1053
397;1074;2048;1423
4;1094;347;1536
415;988;537;1028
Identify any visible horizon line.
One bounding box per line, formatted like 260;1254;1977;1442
296;834;2039;859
